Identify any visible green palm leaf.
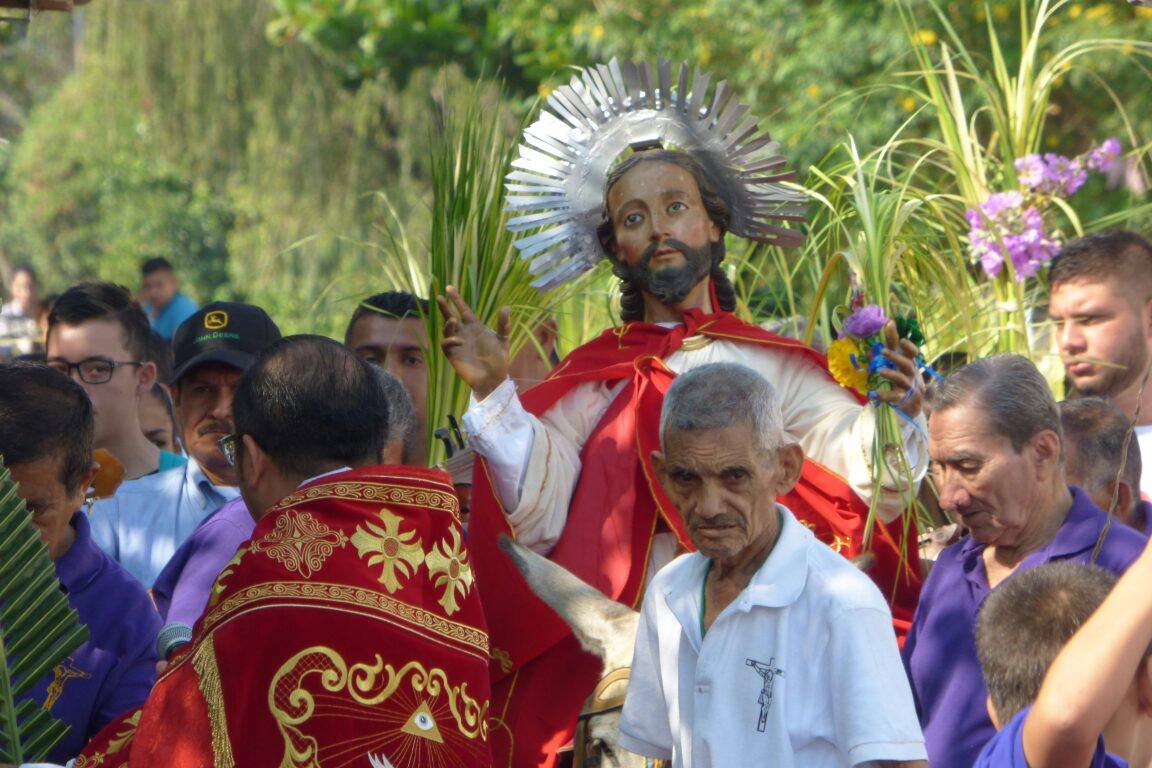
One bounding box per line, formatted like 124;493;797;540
0;456;90;763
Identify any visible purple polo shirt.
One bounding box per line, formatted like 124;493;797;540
152;497;254;640
974;705;1127;768
1139;500;1152;536
903;487;1146;768
24;513;161;762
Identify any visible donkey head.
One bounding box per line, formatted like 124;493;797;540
498;536;645;768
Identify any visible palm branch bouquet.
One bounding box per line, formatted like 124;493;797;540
0;457;89;763
377;78;587;465
807;138;937;559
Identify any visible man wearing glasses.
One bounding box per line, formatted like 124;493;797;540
76;296;281;587
45;283;181;481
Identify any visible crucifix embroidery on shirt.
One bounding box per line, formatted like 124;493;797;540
746;657;784;733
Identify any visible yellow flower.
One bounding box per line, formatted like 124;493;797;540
899;96;917;113
1137;7;1152;19
352;508;425;593
915;29;938;46
806;84;822;99
827;338;870;396
992;4;1011;22
1069;4;1083;18
425;527;474;616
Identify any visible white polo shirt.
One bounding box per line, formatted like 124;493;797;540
618;506;926;768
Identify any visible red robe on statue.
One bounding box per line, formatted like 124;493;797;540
75;466;493;768
468;306;922;768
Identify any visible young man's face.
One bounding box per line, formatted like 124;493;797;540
10;454;88;560
141;269;179;312
347;314;428;431
174;362;243;483
46;320;152;450
1049;277;1152;400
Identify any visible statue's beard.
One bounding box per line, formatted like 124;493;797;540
613;238;716;307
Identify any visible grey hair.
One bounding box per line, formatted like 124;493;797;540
374;368;417;463
925;354;1062;452
659;363;784;452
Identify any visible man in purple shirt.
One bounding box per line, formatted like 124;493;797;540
903;355;1146;768
1061;396;1152;534
0;362;161;763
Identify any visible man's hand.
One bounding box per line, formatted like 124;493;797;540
437;286;512;400
872;321;923;419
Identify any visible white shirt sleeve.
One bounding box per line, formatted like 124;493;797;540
828;606;927;766
618;584;675;761
462;377;616;554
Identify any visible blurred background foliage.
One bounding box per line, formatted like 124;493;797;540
0;0;1149;338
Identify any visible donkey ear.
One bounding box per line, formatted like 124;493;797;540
498;535;638;664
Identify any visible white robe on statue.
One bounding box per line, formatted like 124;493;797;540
463;335;926;576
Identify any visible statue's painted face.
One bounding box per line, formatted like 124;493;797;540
606;161;722;306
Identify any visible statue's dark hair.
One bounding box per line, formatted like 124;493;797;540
596;150;735;322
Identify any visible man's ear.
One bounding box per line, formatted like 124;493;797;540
772;443;804;496
136;361;158;395
1030;429;1062;477
651;451;667;485
1115;480;1137;526
986;696;1002;730
73;460;101;508
534;317;558;357
1136;656;1152;717
241;434;270;488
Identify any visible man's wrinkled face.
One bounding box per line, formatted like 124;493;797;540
141;269;179;312
47;320;148;449
10;455;83;560
1049;277;1152;399
347;314;428;430
657;424;792;562
607;161;722;306
174;362;242;480
928;404;1046;547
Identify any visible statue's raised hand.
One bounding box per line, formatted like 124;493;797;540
437;285;511;400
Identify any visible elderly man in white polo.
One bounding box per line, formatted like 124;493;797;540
619;362;927;768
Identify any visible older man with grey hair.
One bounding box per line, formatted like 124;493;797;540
619;362;927;768
903;354;1148;768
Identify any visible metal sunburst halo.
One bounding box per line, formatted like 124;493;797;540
505;58;808;290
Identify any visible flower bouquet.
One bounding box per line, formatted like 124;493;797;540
965;139;1123;353
828;300;931;548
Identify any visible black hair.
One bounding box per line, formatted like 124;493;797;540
1049;230;1152;297
11;263;37;284
595;149;736;322
47;282;153;362
1059;397;1142;502
0;362;94;494
976;562;1116;723
344;291;430;346
141;257;175;277
146;331;174;385
234;335;390;477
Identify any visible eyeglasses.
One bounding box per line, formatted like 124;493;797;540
218;433;241;467
47;357;142;385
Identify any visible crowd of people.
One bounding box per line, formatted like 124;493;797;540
1;149;1151;768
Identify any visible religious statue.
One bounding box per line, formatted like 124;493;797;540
437;59;927;768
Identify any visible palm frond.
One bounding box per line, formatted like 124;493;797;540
0;457;89;763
